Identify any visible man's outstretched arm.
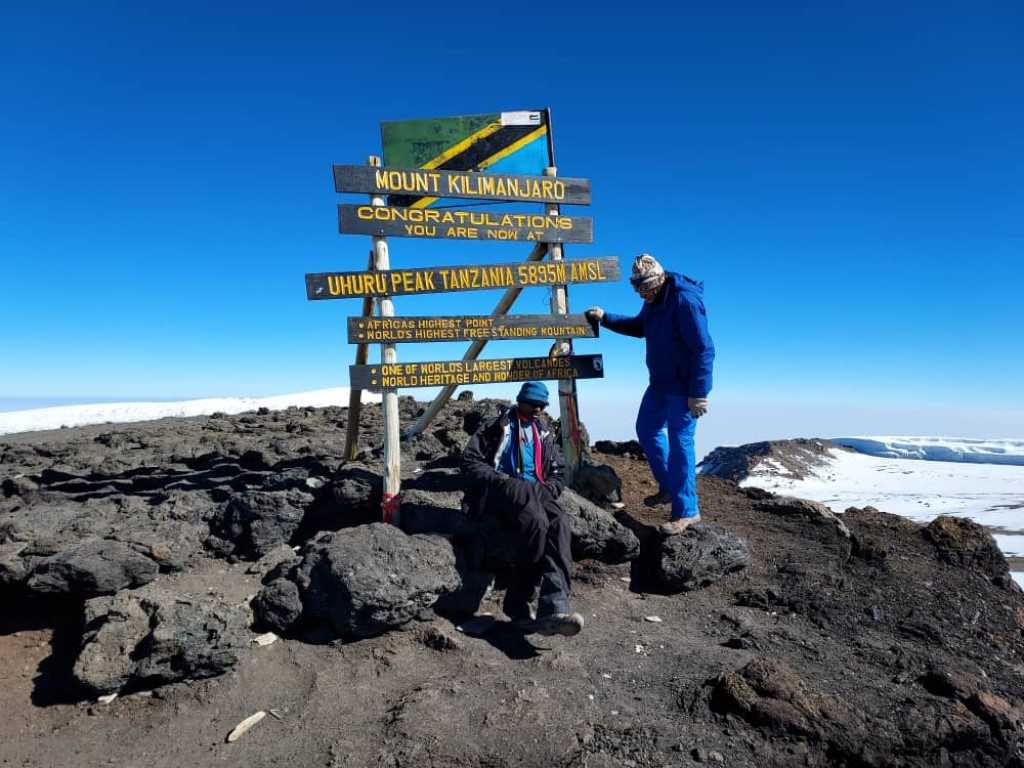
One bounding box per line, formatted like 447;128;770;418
586;306;644;338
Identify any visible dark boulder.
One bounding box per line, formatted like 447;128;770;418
571;462;623;506
26;539;158;596
755;496;851;539
252;524;461;638
630;522;748;594
252;576;303;634
320;463;383;527
73;584;251;694
208;488;314;559
398;488;474;538
560;489;640;564
592;439;645;459
924;516;1009;582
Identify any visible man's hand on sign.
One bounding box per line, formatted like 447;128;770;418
687;398;709;418
585;307;605;329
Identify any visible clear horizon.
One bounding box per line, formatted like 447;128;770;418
3;389;1022;464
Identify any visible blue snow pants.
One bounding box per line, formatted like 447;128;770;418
635;386;699;520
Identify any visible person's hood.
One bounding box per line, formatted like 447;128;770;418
666;271;704;298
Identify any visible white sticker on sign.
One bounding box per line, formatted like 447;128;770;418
501;111;543;126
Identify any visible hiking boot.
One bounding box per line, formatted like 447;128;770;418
643;490;672;508
658;515;701;536
506;610;536;632
533;612;585;637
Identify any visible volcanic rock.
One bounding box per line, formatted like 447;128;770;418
924;515;1009;582
592;439;645;459
74;582;251;694
252;576;303;634
560;489;639;564
26;539;159;596
319;462;383;528
648;523;749;593
571;461;623;506
699;438;841;483
253;523;460;638
207;488;313;559
755;495;851;539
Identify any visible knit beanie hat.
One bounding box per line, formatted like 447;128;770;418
516;381;549;406
629;253;666;298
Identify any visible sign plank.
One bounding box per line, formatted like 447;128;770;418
338;204;593;244
333;165;590;205
347;313;598;344
306;256;619;300
350;354;605;391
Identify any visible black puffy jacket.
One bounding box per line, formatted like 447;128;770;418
460;406;566;517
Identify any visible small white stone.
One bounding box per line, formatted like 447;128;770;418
601;673;612;679
97;693;118;704
252;632;278;646
644;616;663;623
635;644;645;654
611;710;619;716
226;711;266;743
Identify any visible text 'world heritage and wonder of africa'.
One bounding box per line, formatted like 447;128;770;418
349;355;605;390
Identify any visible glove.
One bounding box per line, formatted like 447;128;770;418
687;397;709;418
584;306;605;326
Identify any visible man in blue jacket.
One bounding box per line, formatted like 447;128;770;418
586;254;715;535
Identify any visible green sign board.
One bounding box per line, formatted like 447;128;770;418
380;110;553;208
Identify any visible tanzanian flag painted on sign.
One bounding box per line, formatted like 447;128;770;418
381;110;553;208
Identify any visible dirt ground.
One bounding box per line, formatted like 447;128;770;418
1;411;1023;767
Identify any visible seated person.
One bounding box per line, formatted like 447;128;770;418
461;381;584;637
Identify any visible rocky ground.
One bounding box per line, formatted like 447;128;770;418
1;396;1023;767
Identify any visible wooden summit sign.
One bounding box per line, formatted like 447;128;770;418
312;109;612;521
334;165;591;205
348;314;597;344
306;256;619;300
350;354;605;391
338;204;593;243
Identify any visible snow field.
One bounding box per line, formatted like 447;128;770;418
740;447;1024;586
0;388;381;436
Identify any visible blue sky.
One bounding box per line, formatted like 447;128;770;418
2;2;1022;450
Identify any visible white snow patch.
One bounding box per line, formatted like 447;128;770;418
0;388;381;436
832;436;1024;466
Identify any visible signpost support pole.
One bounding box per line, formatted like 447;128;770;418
368;156;401;525
343;250;375;461
402;241;547;439
544;165;582;485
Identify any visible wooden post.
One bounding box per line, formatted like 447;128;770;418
544;166;582;485
368;156;401;525
402;241;547;439
343;250;376;461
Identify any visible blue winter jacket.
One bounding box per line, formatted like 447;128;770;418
601;272;715;397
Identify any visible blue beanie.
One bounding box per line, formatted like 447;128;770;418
516;381;549;406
